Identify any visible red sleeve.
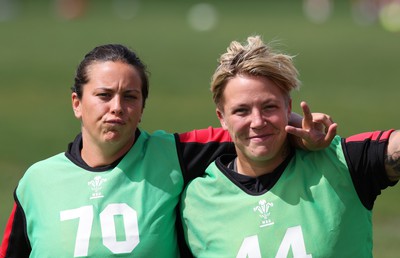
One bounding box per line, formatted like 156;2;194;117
343;130;396;210
345;130;394;144
0;203;17;257
178;127;232;143
175;127;234;184
0;196;31;257
176;127;233;257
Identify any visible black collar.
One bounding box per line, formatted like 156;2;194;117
216;149;294;194
65;129;141;172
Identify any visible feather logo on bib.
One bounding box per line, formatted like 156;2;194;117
254;200;274;227
88;176;107;199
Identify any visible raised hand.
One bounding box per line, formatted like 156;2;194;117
286;101;338;151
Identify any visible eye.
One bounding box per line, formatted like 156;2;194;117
97;92;112;99
125;94;137;99
263;104;278;112
124;93;140;101
233;107;249;116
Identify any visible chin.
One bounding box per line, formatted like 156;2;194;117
253;154;274;161
103;132;122;143
251;146;280;159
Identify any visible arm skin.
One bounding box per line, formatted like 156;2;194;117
287;101;338;151
385;130;400;181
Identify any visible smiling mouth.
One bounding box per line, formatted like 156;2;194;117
249;133;271;139
248;134;274;142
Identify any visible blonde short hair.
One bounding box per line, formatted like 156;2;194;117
211;35;300;109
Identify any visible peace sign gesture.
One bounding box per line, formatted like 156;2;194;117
286;101;338;151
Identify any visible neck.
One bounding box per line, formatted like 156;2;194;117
81;135;135;168
235;143;291;177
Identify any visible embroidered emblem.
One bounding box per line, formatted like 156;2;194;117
88;176;107;199
254;200;274;227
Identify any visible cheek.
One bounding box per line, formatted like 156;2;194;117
81;103;107;120
227;118;247;136
270;111;290;126
127;105;143;118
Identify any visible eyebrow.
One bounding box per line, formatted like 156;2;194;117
95;87;141;93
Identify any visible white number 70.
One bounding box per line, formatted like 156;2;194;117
60;203;139;257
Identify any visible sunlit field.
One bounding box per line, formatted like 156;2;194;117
1;0;399;256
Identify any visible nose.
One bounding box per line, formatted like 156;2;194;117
250;110;266;129
111;96;123;115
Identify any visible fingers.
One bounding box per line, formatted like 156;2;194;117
285;125;308;139
311;113;334;128
323;123;338;143
301;101;335;130
300;101;311;117
301;101;313;127
286;101;339;151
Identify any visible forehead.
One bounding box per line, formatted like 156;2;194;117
85;61;142;89
223;75;287;105
87;61;138;77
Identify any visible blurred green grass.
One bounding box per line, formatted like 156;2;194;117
1;1;399;256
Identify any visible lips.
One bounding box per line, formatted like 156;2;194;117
105;119;125;125
247;133;274;143
248;133;272;139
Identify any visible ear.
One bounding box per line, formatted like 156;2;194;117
216;108;228;130
139;107;144;123
72;92;82;119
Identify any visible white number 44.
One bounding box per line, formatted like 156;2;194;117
237;226;312;258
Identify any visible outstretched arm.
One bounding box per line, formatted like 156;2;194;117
287;101;338;151
385;130;400;181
